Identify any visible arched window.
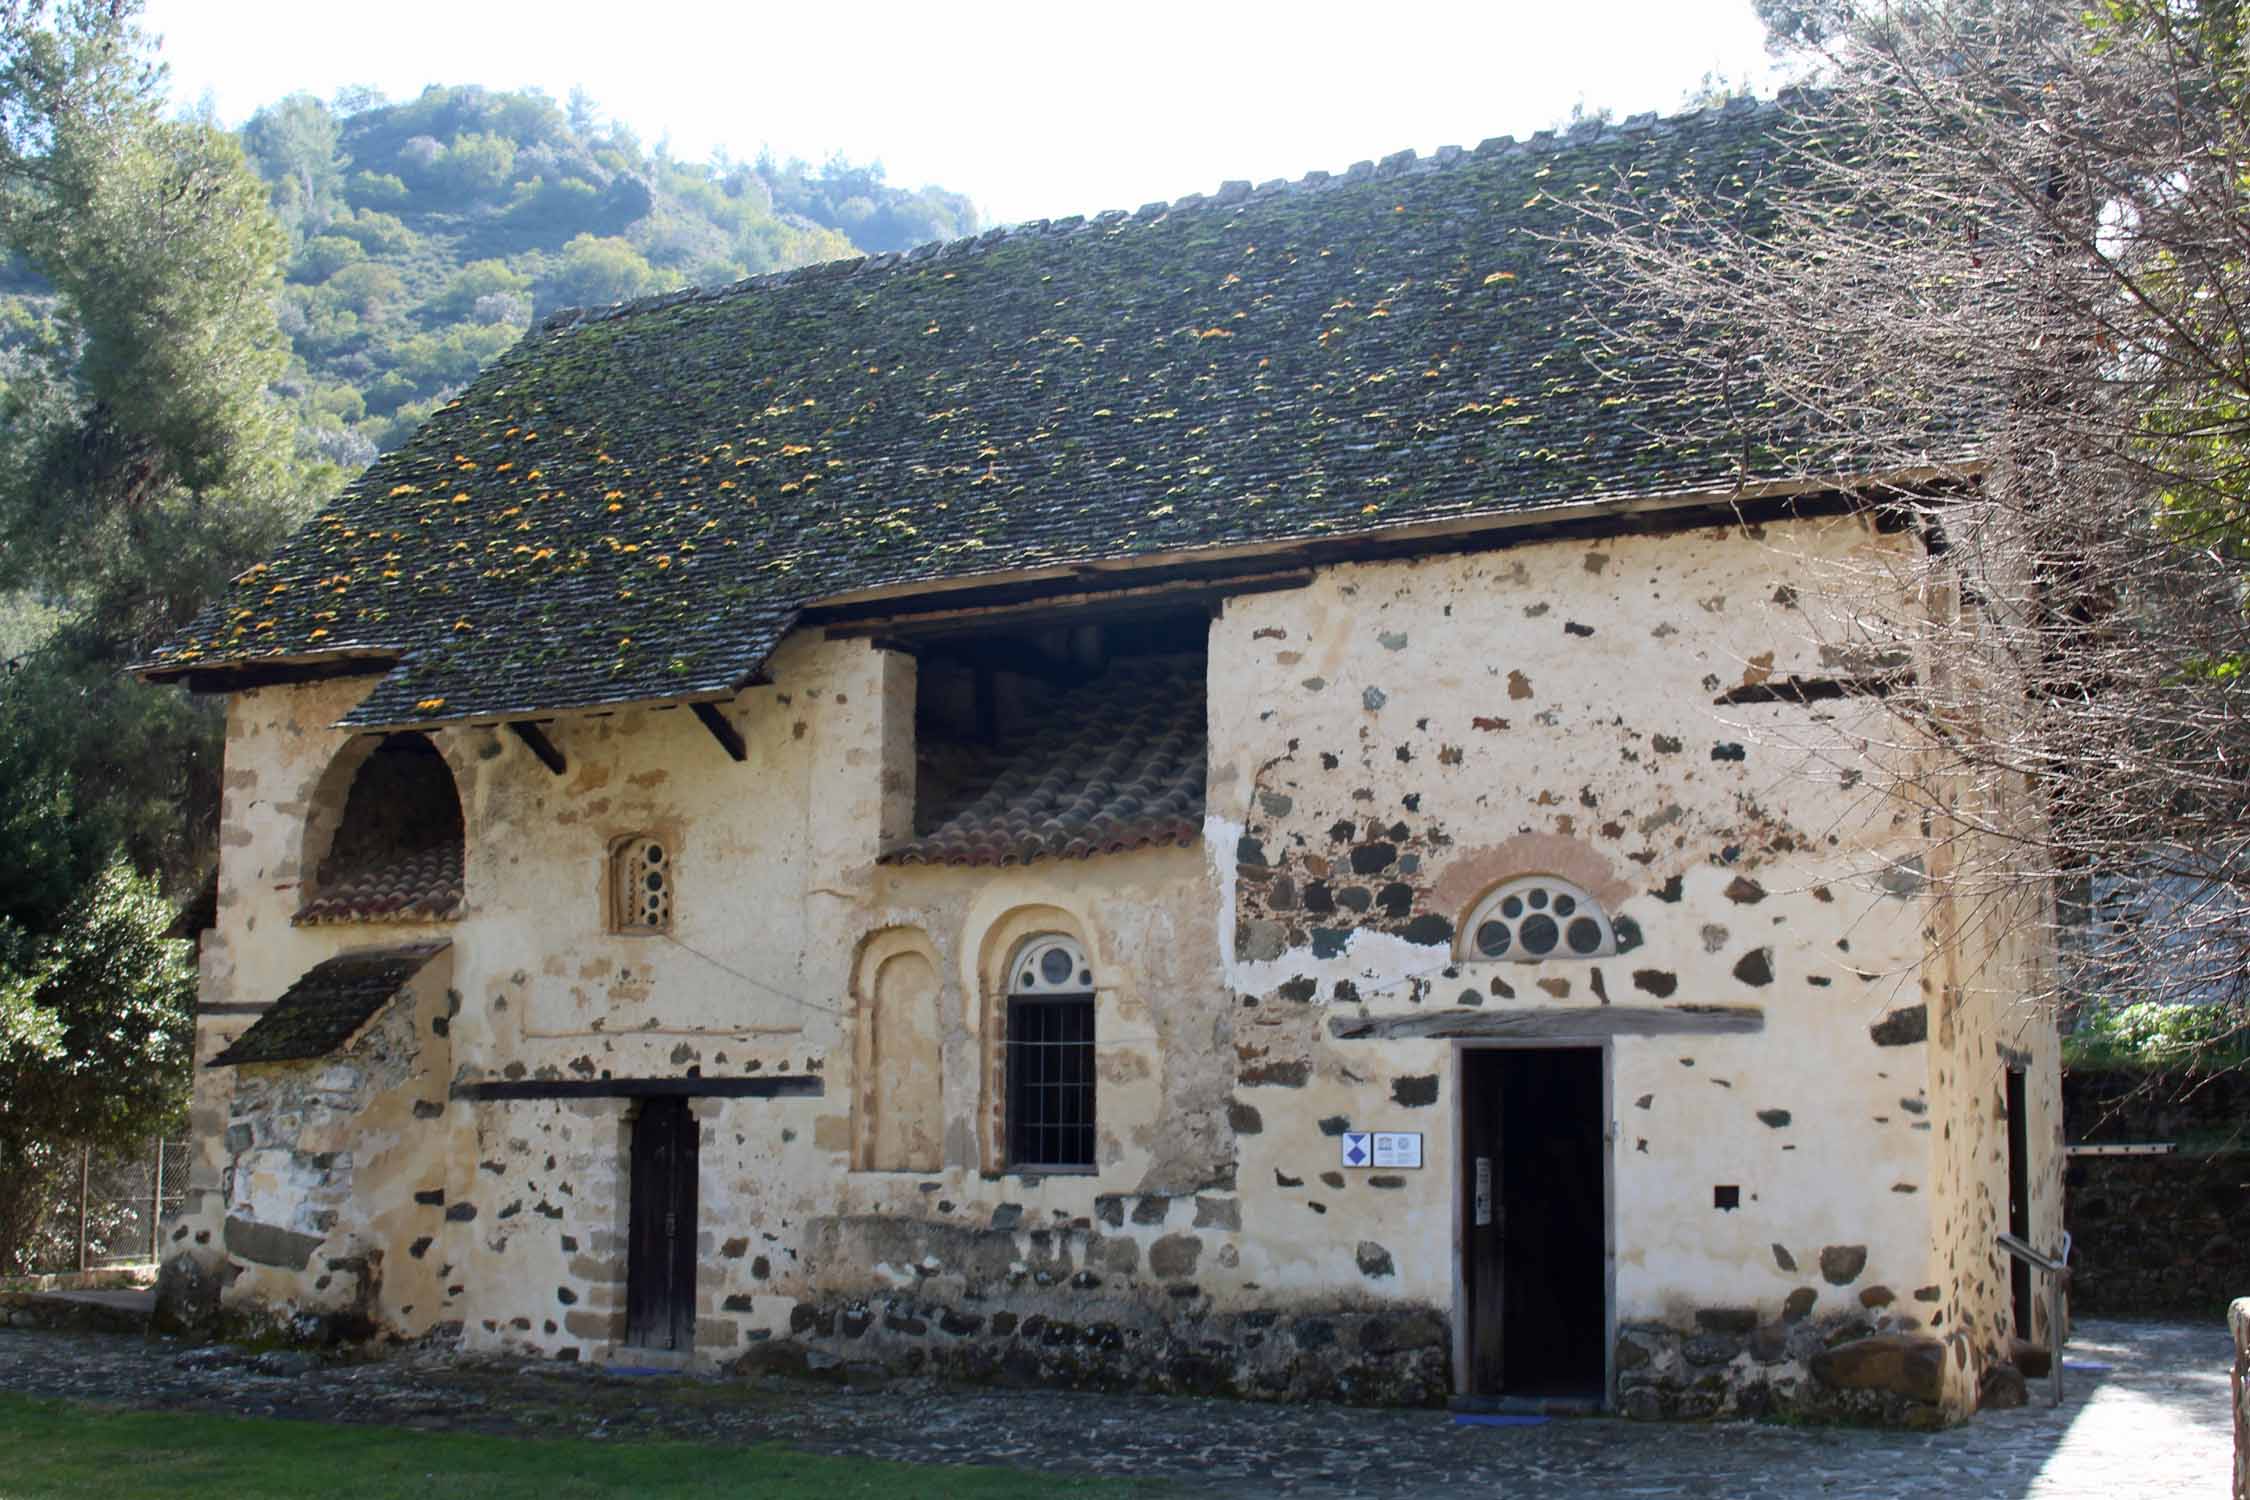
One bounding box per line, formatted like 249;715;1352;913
1465;876;1616;962
610;835;673;934
1005;934;1095;1170
298;733;464;924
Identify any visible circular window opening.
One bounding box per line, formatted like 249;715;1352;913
1013;934;1093;997
1464;876;1617;963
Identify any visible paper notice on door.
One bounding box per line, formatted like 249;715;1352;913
1474;1156;1493;1227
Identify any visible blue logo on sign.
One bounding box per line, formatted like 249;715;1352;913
1342;1132;1370;1166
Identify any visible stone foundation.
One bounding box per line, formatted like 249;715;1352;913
744;1293;1452;1407
1615;1315;1960;1428
0;1291;150;1335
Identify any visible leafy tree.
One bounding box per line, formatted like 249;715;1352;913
0;858;194;1272
435;255;530;318
541;231;671;311
1575;0;2250;1072
435;129;514;200
241;92;344;230
0;0;304;1258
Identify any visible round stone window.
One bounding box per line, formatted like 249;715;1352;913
1013;934;1093;995
1465;876;1615;962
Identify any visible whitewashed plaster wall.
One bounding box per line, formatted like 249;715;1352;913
170;509;2053;1409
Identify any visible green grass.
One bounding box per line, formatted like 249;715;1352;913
0;1393;1153;1499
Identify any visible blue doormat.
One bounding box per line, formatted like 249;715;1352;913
2062;1361;2114;1374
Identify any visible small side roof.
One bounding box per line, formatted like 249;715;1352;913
208;940;451;1067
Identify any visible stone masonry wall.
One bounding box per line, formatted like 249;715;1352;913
164;514;2055;1425
2067;1153;2250;1318
2064;1069;2250;1319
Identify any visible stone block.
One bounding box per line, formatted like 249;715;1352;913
222;1215;323;1271
1192;1197;1241;1232
1695;1306;1757;1335
1979;1362;2028;1410
1809;1333;1945;1404
563;1309;623;1342
1148;1234;1201;1279
1818;1244;1867;1285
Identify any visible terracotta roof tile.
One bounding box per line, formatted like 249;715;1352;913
209;940;450;1066
295;840;464;925
886;658;1204;867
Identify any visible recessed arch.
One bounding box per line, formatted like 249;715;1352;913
850;926;944;1173
297;733;465;924
969;905;1101;1174
1462;875;1617;962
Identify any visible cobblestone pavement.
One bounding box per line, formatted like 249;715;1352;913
0;1317;2227;1497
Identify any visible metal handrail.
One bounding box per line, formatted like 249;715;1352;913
1997;1230;2074;1408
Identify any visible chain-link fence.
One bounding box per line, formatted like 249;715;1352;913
15;1139;191;1274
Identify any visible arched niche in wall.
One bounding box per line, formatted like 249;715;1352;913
297;732;466;924
851;926;944;1172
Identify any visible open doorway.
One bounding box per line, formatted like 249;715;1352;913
1459;1046;1608;1402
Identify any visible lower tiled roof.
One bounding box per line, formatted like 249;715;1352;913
885;656;1205;867
295;841;465;925
209;941;450;1066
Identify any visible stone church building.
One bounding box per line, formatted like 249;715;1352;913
139;98;2062;1422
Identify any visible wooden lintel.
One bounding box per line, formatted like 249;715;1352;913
691;701;748;762
451;1075;822;1102
507;720;567;775
1328;1005;1765;1042
1713;674;1908;707
819;569;1315;642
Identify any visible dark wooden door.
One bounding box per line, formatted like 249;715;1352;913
626;1097;699;1350
1461;1047;1607;1399
1461;1050;1507;1394
2006;1067;2032;1337
1496;1048;1606;1396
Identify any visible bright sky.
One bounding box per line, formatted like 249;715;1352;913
138;0;1780;226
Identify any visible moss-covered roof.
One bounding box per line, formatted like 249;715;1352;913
208;940;449;1067
143;99;1828;729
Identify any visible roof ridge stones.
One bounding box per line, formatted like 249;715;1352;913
539;92;1800;338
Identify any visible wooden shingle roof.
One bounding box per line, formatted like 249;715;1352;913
141;99;1829;728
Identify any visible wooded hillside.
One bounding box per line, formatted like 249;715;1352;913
1;83;978;488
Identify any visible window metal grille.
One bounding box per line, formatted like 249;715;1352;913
1006;994;1095;1169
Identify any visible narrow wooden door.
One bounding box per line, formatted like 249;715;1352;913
625;1097;699;1350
